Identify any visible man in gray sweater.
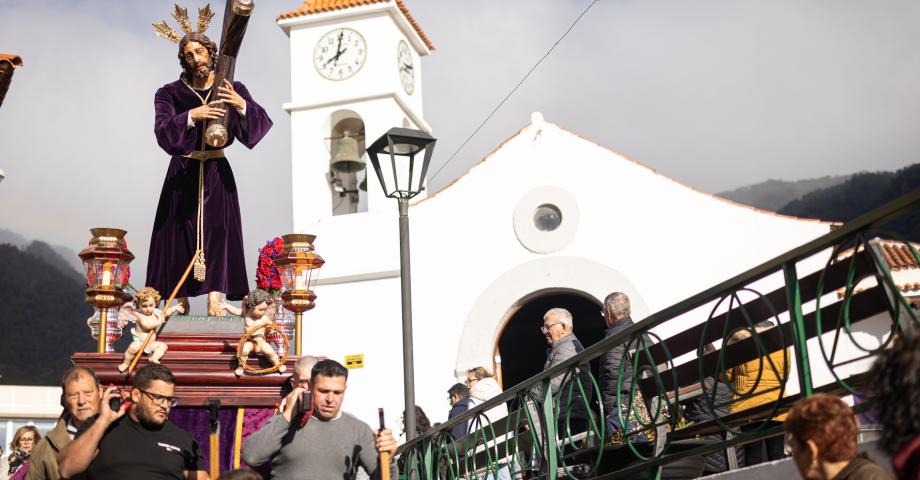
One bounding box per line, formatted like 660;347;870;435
242;360;397;479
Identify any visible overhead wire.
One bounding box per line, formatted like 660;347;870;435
427;0;602;185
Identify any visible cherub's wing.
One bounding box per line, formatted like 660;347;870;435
117;304;138;329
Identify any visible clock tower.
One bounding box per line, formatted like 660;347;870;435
277;0;433;231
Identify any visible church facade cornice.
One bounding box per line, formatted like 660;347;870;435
283;91;431;133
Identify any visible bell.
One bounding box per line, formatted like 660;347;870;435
330;136;364;173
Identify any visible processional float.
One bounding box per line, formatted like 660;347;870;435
71;2;327;476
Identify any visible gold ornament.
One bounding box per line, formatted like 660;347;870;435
194;253;206;282
152;3;213;43
197;5;215;34
172;4;193;35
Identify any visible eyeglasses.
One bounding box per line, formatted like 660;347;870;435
540;322;562;333
137;388;179;407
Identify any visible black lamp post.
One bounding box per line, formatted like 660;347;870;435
366;127;436;440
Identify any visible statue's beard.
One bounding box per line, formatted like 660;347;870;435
184;62;213;83
192;63;212;81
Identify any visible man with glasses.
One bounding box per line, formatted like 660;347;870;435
27;367;101;480
58;364;206;479
531;308;592;433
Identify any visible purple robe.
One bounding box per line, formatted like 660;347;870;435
147;79;272;301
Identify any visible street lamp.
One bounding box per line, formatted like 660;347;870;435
79;228;134;353
366;127;436;440
273;233;325;356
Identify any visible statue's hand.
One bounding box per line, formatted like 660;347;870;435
189;101;225;122
218;80;246;112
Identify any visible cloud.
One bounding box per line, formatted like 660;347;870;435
1;0;918;295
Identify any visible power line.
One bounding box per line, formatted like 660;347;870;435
428;0;601;184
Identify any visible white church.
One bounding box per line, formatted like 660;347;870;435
273;0;843;429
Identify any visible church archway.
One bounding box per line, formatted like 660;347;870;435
454;256;650;384
494;289;605;390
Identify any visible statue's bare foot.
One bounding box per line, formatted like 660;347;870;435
234;367;244;377
207;292;225;316
117;363;129;373
278;364;287;373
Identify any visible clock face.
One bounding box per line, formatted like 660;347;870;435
397;40;415;95
314;28;367;81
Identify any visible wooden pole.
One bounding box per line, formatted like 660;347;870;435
97;308;108;353
379;452;391;480
295;311;302;356
208;400;220;479
378;408;390;480
127;250;200;374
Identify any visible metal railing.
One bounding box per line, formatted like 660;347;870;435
397;188;920;480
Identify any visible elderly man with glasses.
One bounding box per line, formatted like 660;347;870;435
58;364;206;480
530;308;592;432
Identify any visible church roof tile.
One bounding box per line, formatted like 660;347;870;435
278;0;434;51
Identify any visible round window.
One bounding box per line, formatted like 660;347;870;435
533;204;562;231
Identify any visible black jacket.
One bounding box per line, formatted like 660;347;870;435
598;316;638;413
447;399;471;439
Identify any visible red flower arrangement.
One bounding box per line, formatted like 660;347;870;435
256;237;284;296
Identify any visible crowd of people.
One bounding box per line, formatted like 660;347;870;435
3;291;917;479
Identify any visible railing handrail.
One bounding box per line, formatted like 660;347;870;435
397;187;920;454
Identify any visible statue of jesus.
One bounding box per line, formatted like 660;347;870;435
147;11;272;316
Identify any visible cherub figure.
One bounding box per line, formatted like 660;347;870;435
223;289;286;376
116;287;185;372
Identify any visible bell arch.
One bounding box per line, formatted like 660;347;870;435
325;109;368;215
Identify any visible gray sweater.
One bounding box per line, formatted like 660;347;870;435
242;412;397;480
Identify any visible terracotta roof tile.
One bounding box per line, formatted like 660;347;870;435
278;0;433;51
882;242;919;271
836;239;919;271
0;54;22;67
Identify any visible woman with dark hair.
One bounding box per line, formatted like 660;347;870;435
785;394;891;480
0;426;40;479
401;405;431;438
866;332;920;480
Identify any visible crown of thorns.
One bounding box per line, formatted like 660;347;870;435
152;4;214;44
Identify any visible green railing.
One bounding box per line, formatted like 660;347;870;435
397;188;920;479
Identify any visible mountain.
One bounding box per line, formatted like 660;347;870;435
0;244;95;385
24;240;84;284
779;164;920;241
0;228;83;274
718;175;851;212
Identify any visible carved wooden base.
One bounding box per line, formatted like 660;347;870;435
72;332;297;408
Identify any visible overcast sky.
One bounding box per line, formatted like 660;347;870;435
1;0;919;288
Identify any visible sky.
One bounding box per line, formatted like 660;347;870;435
1;0;919;295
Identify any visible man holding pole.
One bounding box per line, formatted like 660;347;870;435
242;360;397;479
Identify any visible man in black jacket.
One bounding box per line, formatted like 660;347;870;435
446;383;471;439
598;292;650;439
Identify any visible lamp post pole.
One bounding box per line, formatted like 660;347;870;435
397;197;417;440
366;127;436;441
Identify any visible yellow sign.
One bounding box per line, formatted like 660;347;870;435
344;354;364;369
